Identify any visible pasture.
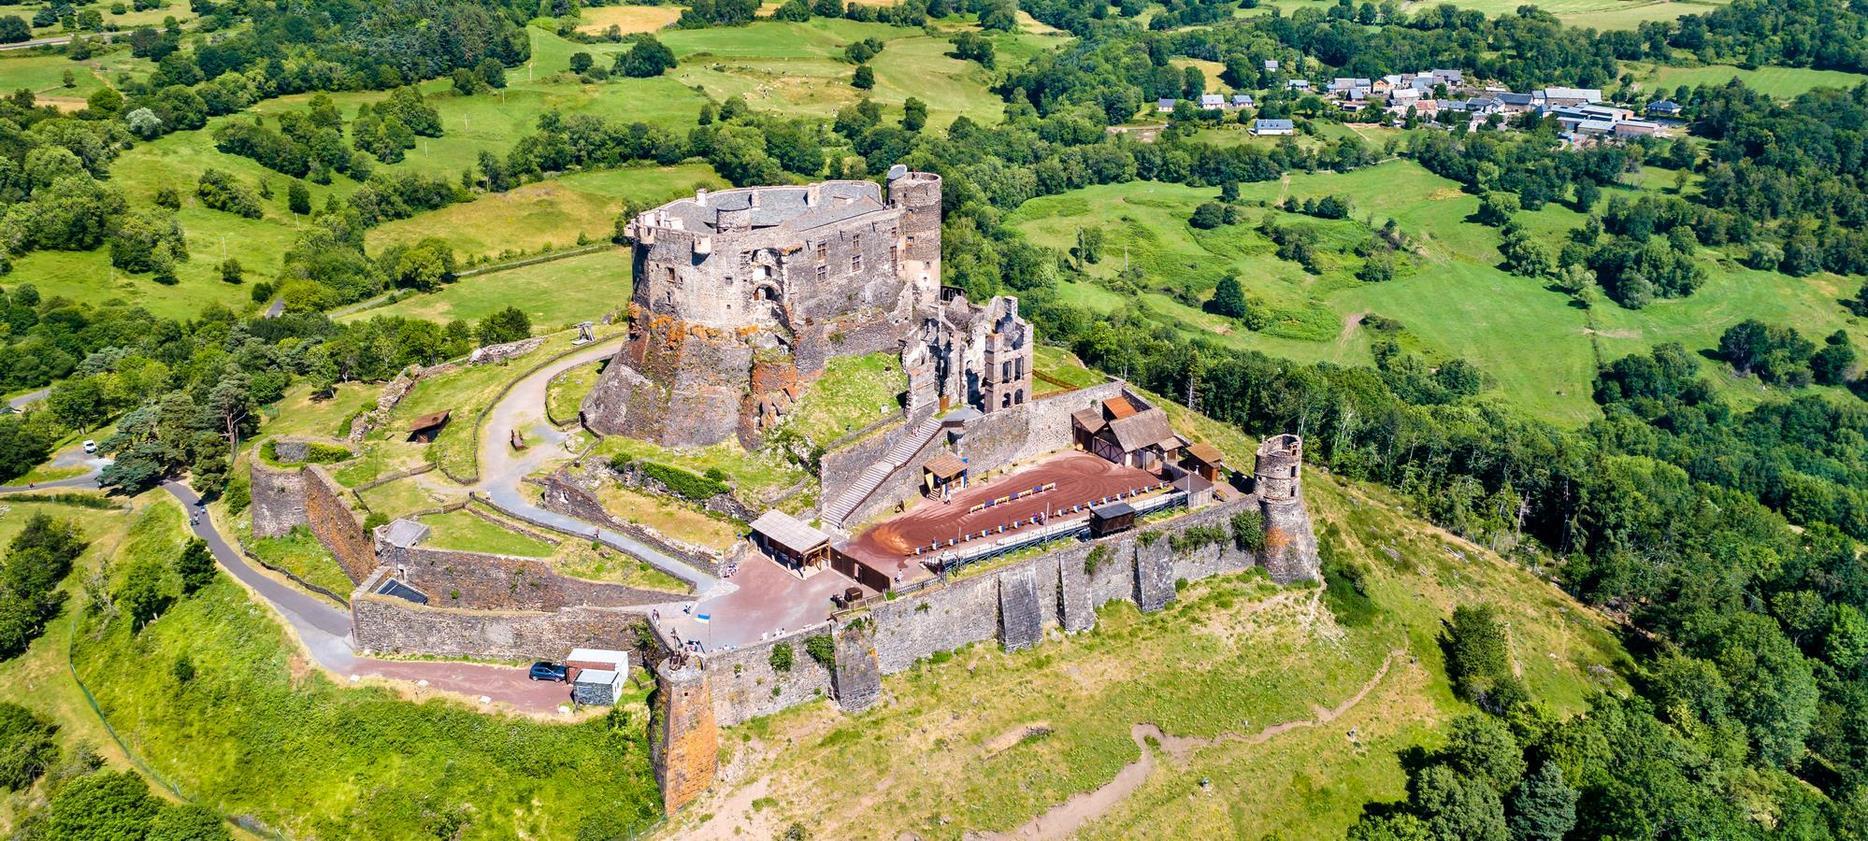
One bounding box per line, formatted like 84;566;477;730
1631;61;1868;98
1011;160;1868;426
343;247;633;330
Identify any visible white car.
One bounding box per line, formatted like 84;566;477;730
82;440;97;454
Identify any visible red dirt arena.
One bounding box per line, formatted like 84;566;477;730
844;451;1161;576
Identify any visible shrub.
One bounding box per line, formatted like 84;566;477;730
0;701;57;792
1231;509;1267;552
769;641;794;672
1169;524;1227;553
614;458;730;501
196;169;264;218
804;633;835;667
1084;544;1111;575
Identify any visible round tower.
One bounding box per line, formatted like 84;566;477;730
1253;433;1302;502
888;170;942;302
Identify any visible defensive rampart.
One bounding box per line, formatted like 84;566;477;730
350;583;652;658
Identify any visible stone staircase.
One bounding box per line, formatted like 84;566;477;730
821;415;944;528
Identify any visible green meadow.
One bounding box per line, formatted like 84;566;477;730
1012;160;1868;426
345;248;634;331
1630;61;1868;98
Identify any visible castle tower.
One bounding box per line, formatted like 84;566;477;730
652;660;719;815
1254;434;1320;583
887;168;942;309
583;177;939;448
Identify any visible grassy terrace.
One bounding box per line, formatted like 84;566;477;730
1013;160;1868;426
546;359;605;425
593;485;742;553
671;469;1630;839
61;498;664;839
416;509;557;558
246;525;356;597
780;351;907;443
594;435;809;507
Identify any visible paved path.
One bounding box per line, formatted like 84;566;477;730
0;444;110;493
7;388;49;410
162;481;578;713
0;36;74;51
471;336;726;596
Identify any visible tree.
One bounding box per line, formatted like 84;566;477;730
1207;275;1249;319
0;16;28;44
774;0;812;20
1811;331;1855;385
902;97;927;132
949;31;994;68
196;169;263;218
115;561;172;630
48;375;109;430
285;180;312;215
478;307;532;345
1438;714;1524;796
1190;201;1225;229
47;771;162;841
174;538;215;595
218;258;243;284
1414;765;1509;841
476;57;506;89
852;64;874;90
1477;192;1519;226
1444;604;1518;708
569;51;593;74
0;701;57;792
108;209;188;273
617;37;676;78
1507;762;1577;841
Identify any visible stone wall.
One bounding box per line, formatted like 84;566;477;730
249;461;307;539
955;380;1123;476
702;626;835;727
350;593;650;658
469;335;546;365
303;465;374;583
373;539;673;612
654;662;719;816
695;494;1281;726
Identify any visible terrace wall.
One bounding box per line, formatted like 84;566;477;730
349;592;651;658
302;465;375;583
373;539;673;612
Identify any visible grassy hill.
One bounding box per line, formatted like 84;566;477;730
661;463;1631;840
1010;160;1868;426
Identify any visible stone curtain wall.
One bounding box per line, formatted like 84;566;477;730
693;495;1290;726
350;593;650;658
302;465;375;583
704;625;836;727
535;470;728;576
374;541;673;612
654;662;720;816
249;461;308;538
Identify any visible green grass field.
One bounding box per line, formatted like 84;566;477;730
1630;61;1868;98
246;525;356;596
1399;0;1729;27
65;498;663;840
416;508;557;557
1012;161;1868;426
365;164;724;262
342;248;633;331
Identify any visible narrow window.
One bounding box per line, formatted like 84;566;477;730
851;254;862;273
815;265;827;283
816;241;827;260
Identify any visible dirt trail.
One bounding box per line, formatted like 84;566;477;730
990;650;1401;840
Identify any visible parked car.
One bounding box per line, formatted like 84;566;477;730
528;662;569;682
82;440;97;454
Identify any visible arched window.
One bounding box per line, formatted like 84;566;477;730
1015;389;1024;405
1001;393;1011;409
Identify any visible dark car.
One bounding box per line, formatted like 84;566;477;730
528;662;569;682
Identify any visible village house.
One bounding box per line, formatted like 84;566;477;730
1251;118;1295;136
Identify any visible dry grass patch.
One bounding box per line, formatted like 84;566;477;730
577;4;684;34
594;484;741;551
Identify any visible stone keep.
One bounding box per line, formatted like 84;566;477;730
582;173;944;448
1256;434;1321;584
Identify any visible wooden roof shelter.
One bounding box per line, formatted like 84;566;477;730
749;510;833;568
407;410;451;443
924;452;969;481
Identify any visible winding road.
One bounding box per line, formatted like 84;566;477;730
470;336;726;595
163;481;579;712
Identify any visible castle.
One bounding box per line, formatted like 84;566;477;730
581;168;1033;448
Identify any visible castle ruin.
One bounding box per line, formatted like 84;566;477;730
581;169;1034;448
